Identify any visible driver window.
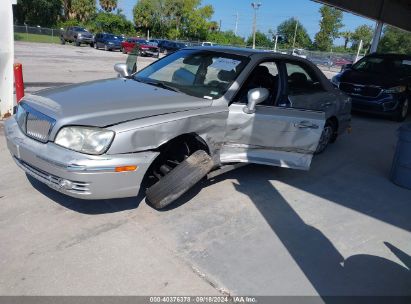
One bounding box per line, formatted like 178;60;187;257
234;61;280;106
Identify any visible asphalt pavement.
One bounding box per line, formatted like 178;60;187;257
0;42;410;297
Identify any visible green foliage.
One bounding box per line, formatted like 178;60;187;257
99;0;118;12
314;5;343;51
207;31;245;46
133;0;216;40
340;31;352;49
87;12;135;35
13;0;62;27
350;25;373;50
71;0;97;22
276;18;312;49
246;31;273;48
378;26;411;55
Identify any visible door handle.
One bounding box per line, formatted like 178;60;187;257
295;121;319;129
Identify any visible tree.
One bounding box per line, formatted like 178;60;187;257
276;18;312;49
89;12;134;35
351;25;373;51
71;0;96;22
340;31;352;49
207;30;244;46
314;5;343;51
13;0;62;27
378;26;411;55
99;0;117;13
246;31;272;48
133;0;216;40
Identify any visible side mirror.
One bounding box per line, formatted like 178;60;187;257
114;63;130;78
243;88;269;114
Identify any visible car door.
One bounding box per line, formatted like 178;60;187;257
281;60;337;114
220;60;325;171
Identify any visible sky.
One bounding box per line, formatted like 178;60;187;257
117;0;375;45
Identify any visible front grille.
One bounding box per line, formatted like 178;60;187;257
16;102;55;143
339;82;382;98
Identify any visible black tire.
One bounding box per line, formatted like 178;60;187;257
104;44;109;51
315;119;337;155
394;99;409;122
94;42;98;49
60;38;66;45
146;150;213;209
89;42;94;48
121;47;126;54
75;40;81;47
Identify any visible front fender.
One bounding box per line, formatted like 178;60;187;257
106;107;228;157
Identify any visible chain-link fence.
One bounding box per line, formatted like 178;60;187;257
14;25;62;44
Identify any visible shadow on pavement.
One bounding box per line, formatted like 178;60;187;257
232;175;411;300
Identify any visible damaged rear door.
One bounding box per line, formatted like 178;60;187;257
220;105;325;170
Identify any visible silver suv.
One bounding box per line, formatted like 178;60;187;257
5;47;351;209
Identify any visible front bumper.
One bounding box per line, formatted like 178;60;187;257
77;37;94;44
349;93;405;116
141;49;159;57
5;118;159;200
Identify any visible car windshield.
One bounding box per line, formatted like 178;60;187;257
73;27;87;32
106;34;121;40
352;56;411;76
134;50;249;99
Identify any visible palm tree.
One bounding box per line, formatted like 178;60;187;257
340;31;352;49
99;0;117;13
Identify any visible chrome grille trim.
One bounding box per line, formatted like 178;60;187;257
16;102;56;143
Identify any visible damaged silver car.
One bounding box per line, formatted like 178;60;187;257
5;47;351;209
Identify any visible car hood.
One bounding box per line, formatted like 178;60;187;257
339;69;401;88
24;78;212;128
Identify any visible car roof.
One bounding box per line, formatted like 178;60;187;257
184;46;310;61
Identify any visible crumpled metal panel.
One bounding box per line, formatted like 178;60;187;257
220;104;325;170
107;105;229;160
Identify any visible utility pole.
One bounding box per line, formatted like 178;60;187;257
219;19;222;32
234;12;239;35
292;17;298;50
251;2;261;49
274;34;279;52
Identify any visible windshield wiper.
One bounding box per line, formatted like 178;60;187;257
145;81;181;93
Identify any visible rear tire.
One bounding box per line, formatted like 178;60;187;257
60;38;65;45
89;42;94;48
94;42;98;49
75;40;81;47
315;120;337;154
146;150;213;210
104;44;109;51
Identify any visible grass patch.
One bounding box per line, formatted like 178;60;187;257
14;33;60;44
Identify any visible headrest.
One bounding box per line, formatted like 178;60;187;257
217;69;236;82
289;72;308;85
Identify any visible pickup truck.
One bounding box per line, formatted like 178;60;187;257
60;26;94;47
5;47;351;209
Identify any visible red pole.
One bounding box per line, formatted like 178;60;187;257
14;63;24;103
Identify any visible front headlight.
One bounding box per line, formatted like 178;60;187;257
77;33;82;37
55;126;114;155
384;85;407;94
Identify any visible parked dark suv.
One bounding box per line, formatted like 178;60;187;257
60;26;94;47
158;40;188;54
332;53;411;121
94;33;123;51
